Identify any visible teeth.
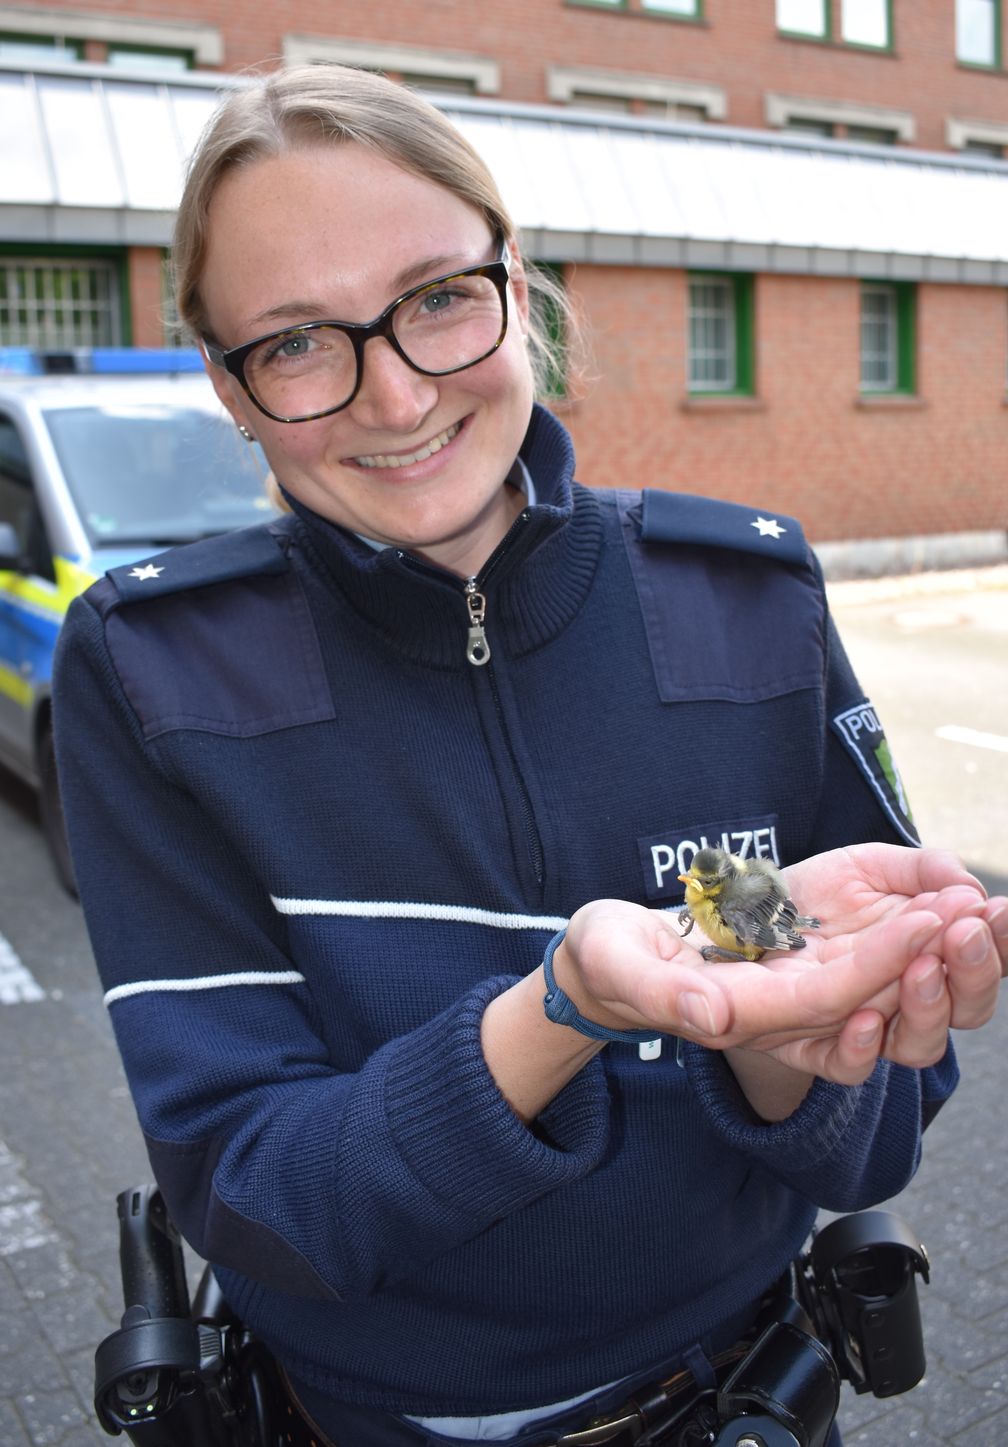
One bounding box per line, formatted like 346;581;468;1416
355;422;461;469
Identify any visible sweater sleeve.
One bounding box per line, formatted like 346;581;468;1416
677;588;958;1206
680;1041;958;1210
53;593;610;1302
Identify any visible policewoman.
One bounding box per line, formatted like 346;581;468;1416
53;65;1005;1447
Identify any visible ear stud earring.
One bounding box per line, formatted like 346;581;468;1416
238;424;255;442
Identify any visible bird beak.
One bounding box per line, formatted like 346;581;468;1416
677;874;691;886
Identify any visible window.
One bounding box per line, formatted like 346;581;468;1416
860;283;915;393
569;0;703;14
0;258;122;349
0;8;221;64
963;138;1004;157
106;45;193;72
0;33;83;63
776;0;829;38
283;36;499;93
641;0;702;13
767;94;914;141
786;118;836;136
0;414;54;581
841;0;892;48
957;0;1000;66
687;274;754;395
549;66;726;119
846;124;898;145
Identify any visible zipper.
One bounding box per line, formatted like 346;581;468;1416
394;515;544;888
464;578;491;666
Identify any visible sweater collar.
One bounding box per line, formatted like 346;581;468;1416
280;405;602;669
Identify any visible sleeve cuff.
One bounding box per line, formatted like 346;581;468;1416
382;976;611;1223
680;1041;870;1171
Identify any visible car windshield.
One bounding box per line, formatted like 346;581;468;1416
43;403;275;545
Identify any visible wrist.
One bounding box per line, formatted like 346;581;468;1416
542;929;658;1045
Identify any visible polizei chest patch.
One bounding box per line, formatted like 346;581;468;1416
831;701;920;846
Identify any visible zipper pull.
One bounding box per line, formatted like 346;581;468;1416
464;578;491;666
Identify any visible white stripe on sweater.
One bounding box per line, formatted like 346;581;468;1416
104;970;305;1007
270;898;568;931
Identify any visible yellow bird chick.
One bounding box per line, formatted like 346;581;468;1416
677;846;821;962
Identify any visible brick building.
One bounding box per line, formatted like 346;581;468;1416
2;0;1007;544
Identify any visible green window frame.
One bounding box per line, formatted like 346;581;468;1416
776;0;830;40
566;0;703;14
0;246;130;349
840;0;893;50
859;282;915;394
640;0;703;16
687;273;755;396
956;0;1001;68
0;32;84;62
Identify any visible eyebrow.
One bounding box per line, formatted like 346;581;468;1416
244;247;493;333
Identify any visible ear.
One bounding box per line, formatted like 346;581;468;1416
505;240;532;337
201;346;256;434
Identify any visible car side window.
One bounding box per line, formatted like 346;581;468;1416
0;412;56;582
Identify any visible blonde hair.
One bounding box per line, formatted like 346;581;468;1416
172;64;575;402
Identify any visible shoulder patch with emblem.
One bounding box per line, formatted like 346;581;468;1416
831;701;920;845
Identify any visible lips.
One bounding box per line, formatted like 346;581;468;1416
353;421;462;469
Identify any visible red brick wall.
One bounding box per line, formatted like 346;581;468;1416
127;247;166;348
31;0;1008;148
562;268;1008;541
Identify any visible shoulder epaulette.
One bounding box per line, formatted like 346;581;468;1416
637;490;808;567
105;519;293;606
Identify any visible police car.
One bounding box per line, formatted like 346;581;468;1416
0;347;276;892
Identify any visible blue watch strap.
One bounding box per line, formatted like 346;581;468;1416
541;929;659;1044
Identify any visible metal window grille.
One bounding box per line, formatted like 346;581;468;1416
957;0;998;64
860;284;897;390
688;277;735;390
0;259;121;348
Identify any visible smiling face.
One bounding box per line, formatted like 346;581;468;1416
200;143;536;578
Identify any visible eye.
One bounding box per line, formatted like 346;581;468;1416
263;332;315;363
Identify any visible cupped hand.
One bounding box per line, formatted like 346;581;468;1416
560;844;1005;1086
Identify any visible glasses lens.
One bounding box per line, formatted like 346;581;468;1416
392;272;505;376
244;326;357;420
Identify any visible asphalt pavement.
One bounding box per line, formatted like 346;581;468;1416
0;563;1005;1447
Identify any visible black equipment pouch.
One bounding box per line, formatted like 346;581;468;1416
801;1210;930;1398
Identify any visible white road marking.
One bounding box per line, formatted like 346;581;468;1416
0;931;44;1003
0;1141;58;1254
936;724;1008;755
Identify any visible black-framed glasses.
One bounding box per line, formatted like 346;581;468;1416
203;235;511;424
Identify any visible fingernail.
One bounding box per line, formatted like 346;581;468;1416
856;1021;882;1048
909;912;943;954
680;992;718;1036
916;962;945;1003
960;924;988;967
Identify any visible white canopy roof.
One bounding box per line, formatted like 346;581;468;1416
3;59;1008;284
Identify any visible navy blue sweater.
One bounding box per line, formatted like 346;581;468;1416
53;405;955;1414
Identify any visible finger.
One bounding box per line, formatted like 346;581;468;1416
980;897;1008;979
882;955;952;1067
819;1010;886;1084
941;915;1004;1028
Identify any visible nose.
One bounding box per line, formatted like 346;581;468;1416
348;335;439;432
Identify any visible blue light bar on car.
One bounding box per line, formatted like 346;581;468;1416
0;347;205;376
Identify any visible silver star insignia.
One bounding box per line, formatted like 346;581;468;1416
128;564;164;581
751;516;786;539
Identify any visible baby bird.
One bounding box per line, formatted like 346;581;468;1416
677;847;821;962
